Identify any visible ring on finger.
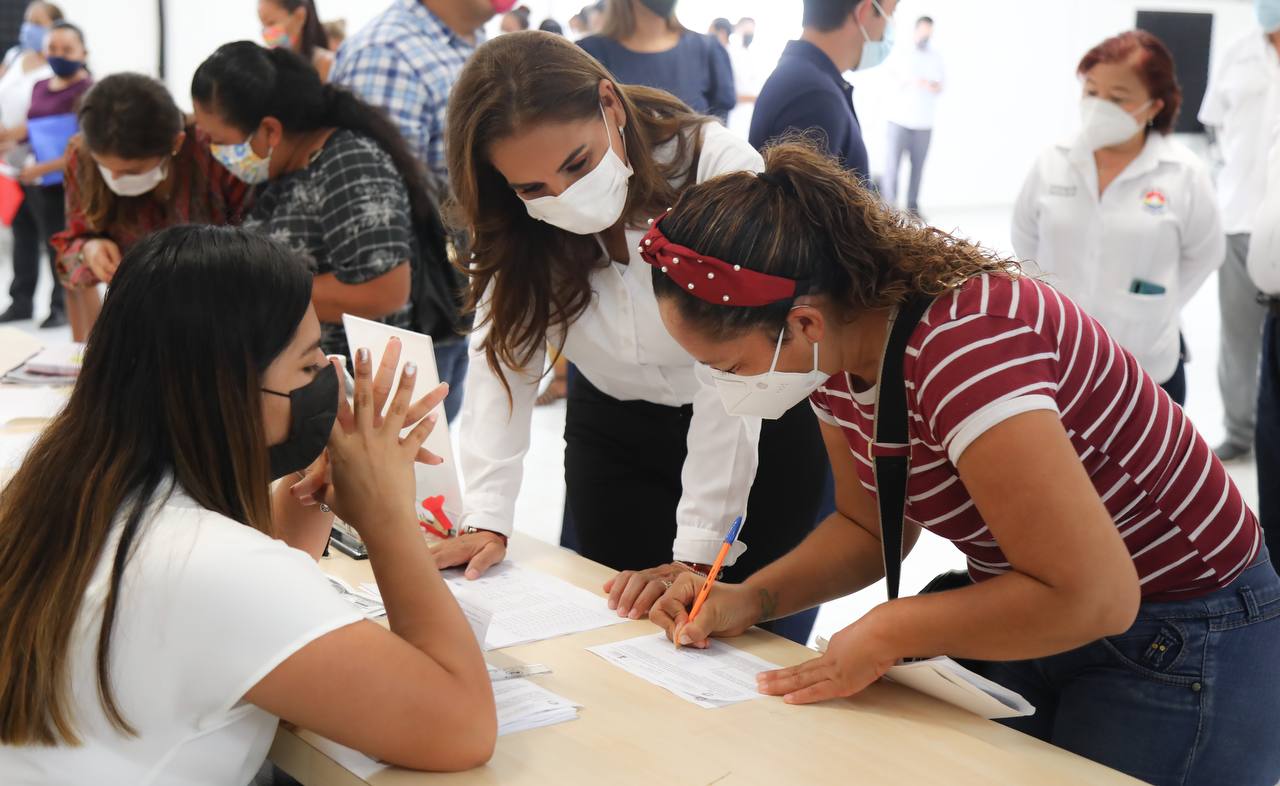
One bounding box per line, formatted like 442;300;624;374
661;579;673;589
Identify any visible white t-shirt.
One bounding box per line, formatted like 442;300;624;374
1011;133;1224;384
0;50;53;168
886;43;945;131
1197;27;1280;234
0;486;362;786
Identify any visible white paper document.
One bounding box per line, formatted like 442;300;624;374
306;676;578;778
363;561;625;651
587;632;781;708
884;657;1035;720
493;676;580;735
326;576;386;620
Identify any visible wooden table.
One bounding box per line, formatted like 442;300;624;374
270;535;1142;786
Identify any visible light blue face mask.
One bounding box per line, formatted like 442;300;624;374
855;0;895;70
1258;0;1280;33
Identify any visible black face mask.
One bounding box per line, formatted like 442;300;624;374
742;32;754;48
263;367;339;480
639;0;677;18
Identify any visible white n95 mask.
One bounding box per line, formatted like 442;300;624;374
522;104;633;235
98;161;167;197
709;328;828;420
1078;96;1151;151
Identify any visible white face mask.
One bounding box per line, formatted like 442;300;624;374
1078;96;1152;151
708;327;828;420
522;104;633;235
97;161;167;197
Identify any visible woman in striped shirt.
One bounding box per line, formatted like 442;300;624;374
647;141;1280;786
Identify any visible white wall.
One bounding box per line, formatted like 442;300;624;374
50;0;1258;207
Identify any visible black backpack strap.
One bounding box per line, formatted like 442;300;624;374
872;295;932;601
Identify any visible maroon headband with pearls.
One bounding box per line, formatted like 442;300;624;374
637;214;807;307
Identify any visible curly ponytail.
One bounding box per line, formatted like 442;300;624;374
652;137;1020;337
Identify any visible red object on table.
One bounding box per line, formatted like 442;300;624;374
420;495;455;537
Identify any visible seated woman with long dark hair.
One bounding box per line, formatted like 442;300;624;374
0;226;495;781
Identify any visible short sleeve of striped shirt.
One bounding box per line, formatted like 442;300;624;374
908;305;1061;465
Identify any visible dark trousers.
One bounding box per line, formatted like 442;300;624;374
433;339;469;423
1257;312;1279;574
562;370;826;643
970;550;1280;786
7;184;64;314
1157;334;1188;408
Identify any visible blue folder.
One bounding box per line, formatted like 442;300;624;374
27;112;78;186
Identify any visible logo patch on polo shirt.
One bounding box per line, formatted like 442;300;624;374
1048;184;1077;197
1142;189;1167;213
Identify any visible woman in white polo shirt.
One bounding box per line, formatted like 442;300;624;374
1013;30;1223;406
433;31;827;641
0;226;495;782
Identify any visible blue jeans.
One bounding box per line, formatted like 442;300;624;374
1258;313;1278;573
434;340;469;424
969;548;1280;786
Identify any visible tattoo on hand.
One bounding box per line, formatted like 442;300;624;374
758;588;779;623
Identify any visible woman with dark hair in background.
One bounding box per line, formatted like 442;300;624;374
192;42;462;406
0;225;495;780
1013;31;1223;408
52;72;249;340
437;32;825;644
259;0;335;81
580;0;735;123
0;0;60;324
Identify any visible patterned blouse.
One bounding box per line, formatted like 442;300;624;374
52;125;249;288
242;129;414;359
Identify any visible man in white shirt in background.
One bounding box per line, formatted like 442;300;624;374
882;15;943;219
1197;2;1280;462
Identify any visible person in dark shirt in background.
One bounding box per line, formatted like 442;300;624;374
579;0;734;123
749;0;897;180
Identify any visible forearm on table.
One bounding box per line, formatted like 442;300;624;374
743;513;904;622
864;568;1134;663
311;264;409;323
360;514;483;674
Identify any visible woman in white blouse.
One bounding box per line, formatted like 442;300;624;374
437;31;826;639
1013;30;1224;406
0;226;494;782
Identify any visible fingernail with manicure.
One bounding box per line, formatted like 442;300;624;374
356;347;369;364
404;362;417;376
678;632;692;645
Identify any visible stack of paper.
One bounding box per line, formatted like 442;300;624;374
361;561;626;651
305;668;579;779
493;677;580;735
3;343;82;385
326;576;385;620
587;632;782;708
884;657;1034;719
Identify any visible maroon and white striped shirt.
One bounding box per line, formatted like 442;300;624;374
810;273;1260;600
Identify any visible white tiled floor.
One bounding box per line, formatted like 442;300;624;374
1;204;1260;647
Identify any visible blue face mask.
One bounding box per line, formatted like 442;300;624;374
19;22;46;54
1258;0;1280;33
46;56;83;78
855;0;895;71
